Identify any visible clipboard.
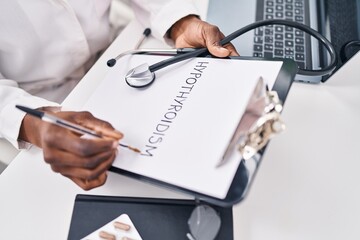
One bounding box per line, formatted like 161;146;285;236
68;194;233;240
106;56;297;207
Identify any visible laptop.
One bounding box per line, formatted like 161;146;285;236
206;0;360;83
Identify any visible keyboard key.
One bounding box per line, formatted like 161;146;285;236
275;49;284;56
285;11;293;17
265;28;273;35
264;52;273;58
295;53;305;61
295;37;304;44
275;26;284;32
295;8;303;15
254;44;263;52
295;45;304;52
275;34;283;40
275;41;284;48
254;36;263;44
255;27;264;36
285;32;294;39
295;16;304;22
285;48;294;55
266;7;274;13
295;1;303;7
285;4;293;10
266;1;274;6
265;36;274;43
264;44;274;51
275;12;284;18
297;61;305;69
285;26;293;31
276;5;284;11
295;29;304;36
253;52;263;57
285;40;294;47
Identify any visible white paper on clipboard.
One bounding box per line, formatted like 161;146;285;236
82;55;283;199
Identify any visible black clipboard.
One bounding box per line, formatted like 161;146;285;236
68;194;233;240
108;56;297;207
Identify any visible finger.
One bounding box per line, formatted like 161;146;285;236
44;129;118;157
207;41;239;57
207;35;240;57
222;43;240;57
202;26;229;57
50;151;116;180
73;111;123;140
68;173;108;190
200;24;239;57
43;146;117;169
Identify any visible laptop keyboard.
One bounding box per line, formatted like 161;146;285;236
254;0;311;69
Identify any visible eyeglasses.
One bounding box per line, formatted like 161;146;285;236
186;204;221;240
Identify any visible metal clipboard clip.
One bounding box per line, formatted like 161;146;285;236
217;77;285;167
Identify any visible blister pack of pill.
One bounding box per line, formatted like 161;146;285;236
81;214;143;240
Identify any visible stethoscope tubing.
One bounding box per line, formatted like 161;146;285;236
340;40;360;63
148;19;338;78
107;48;197;67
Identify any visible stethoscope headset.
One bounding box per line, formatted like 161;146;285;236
107;19;341;88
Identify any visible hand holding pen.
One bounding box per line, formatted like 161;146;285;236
17;105;134;190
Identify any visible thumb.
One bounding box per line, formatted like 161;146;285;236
203;26;239;57
207;41;231;58
203;28;230;57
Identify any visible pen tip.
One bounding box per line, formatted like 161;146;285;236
119;143;142;154
129;147;141;153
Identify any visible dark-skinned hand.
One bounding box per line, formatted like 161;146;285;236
19;110;122;190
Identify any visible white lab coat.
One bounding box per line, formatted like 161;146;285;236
0;0;199;148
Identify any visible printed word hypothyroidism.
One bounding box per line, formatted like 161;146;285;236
141;61;209;157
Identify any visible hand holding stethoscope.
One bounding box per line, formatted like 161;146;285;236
108;19;338;88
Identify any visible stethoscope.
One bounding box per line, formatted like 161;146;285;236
107;19;338;88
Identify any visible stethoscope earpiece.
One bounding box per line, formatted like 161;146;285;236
107;58;117;67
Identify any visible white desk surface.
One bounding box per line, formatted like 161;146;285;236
1;16;360;240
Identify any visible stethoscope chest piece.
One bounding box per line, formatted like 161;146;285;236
125;63;155;88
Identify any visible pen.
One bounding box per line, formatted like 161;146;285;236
15;105;141;153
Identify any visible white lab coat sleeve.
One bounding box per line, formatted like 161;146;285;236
130;0;200;41
0;76;60;149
